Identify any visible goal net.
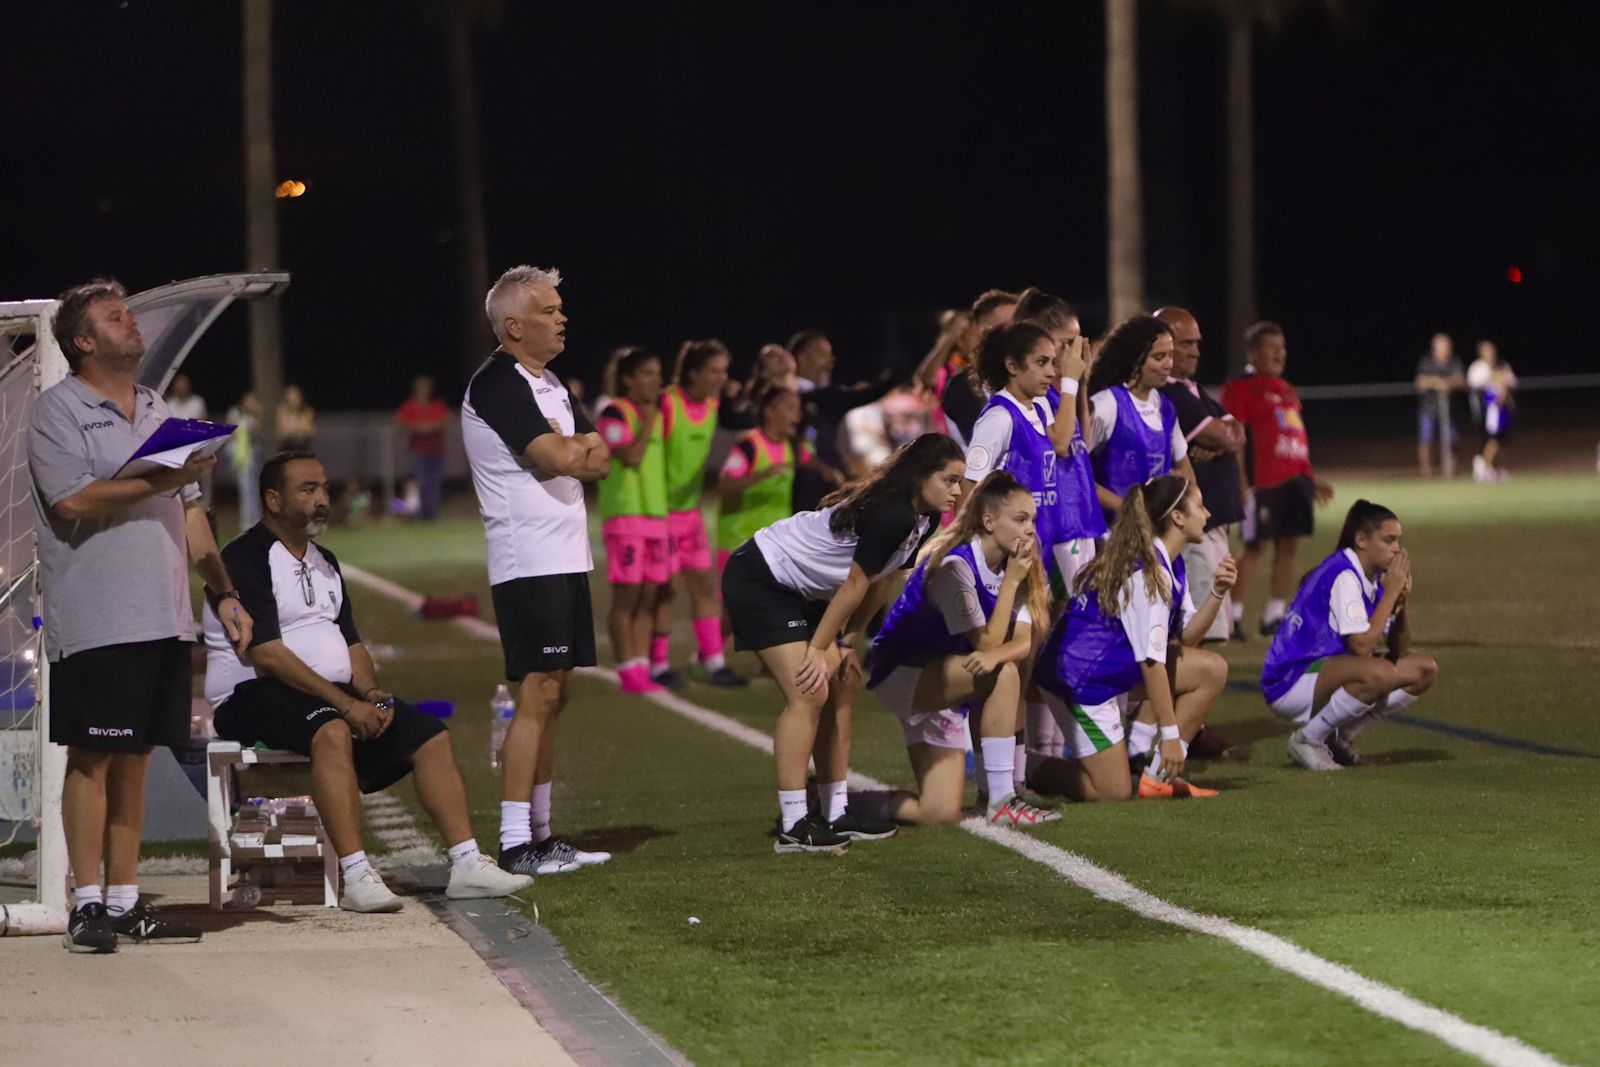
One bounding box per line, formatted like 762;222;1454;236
0;301;68;935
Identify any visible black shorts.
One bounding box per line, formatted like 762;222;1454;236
50;638;191;752
1244;474;1316;543
720;540;827;651
490;573;598;680
212;677;445;794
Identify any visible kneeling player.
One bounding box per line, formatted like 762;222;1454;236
1264;500;1438;770
1030;475;1233;801
204;453;533;911
866;472;1056;827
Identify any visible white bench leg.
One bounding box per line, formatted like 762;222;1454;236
207;753;232;911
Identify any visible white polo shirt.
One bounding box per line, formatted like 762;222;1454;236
202;524;362;707
462;352;595;584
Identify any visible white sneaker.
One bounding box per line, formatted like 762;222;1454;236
1287;729;1344;772
1473;456;1491;482
446;853;535;899
339;867;403;912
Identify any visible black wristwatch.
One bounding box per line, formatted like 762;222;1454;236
212;589;242;604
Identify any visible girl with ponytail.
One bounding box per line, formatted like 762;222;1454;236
862;472;1057;827
721;433;966;853
1030;475;1235;801
1263;500;1438;771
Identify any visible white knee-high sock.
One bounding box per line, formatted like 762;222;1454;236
1128;719;1158;758
1302;688;1374;744
1346;688;1419;738
500;801;532;850
981;737;1015;807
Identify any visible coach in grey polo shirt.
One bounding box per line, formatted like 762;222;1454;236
27;277;253;952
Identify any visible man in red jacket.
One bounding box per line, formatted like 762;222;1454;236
1220;322;1333;637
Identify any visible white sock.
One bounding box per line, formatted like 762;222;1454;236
701;652;727;672
500;801;532;850
104;883;138;917
1262;598;1287;625
447;839;481;872
530;781;553;844
820;779;848;823
1347;689;1419;739
1128;719;1158;758
1014;729;1030;791
778;788;809;832
981;737;1015;807
1147;739;1189;779
1384;689;1419;713
1302;688;1374;744
624;657;647;674
338;850;372;879
73;884;104;910
1231;602;1244;623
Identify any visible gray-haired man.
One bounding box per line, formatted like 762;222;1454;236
463;265;613;877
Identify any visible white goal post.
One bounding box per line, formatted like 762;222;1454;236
0;300;69;936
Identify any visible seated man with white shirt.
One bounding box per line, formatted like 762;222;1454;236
203;451;532;912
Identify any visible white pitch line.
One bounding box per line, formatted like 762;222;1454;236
339;562;1571;1067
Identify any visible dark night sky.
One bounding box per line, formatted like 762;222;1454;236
3;1;1595;411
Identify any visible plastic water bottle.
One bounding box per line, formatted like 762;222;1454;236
489;684;516;772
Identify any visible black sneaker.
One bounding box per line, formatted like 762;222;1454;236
1128;750;1152;782
1327;728;1362;767
1230;621;1246;642
693;662;750;687
111;901;203;944
1259;616;1283;637
498;842;543;877
529;836;611;873
650;669;683;689
831;810;898;842
774;814;850;854
63;902;117;954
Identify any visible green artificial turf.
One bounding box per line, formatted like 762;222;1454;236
321;472;1600;1066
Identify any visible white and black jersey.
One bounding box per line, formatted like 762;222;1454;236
753;501;935;600
202;524;361;707
462;352;596;583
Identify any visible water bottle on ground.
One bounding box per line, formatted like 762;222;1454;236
489;684;516;772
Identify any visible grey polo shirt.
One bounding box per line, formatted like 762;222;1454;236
28;374;201;662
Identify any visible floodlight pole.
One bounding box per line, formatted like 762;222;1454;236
244;0;283;455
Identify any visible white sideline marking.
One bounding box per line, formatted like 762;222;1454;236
340;563;1570;1067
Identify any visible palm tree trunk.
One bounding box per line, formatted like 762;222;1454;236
1105;0;1145;324
447;7;491;371
1225;11;1258;375
243;0;282;453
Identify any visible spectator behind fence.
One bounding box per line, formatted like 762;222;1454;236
30;277;252;952
1221;321;1334;638
1467;339;1517;482
395;375;451;521
202;452;533;911
164;372;206;420
1413;332;1464;478
226;390;264;533
276;383;317;453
